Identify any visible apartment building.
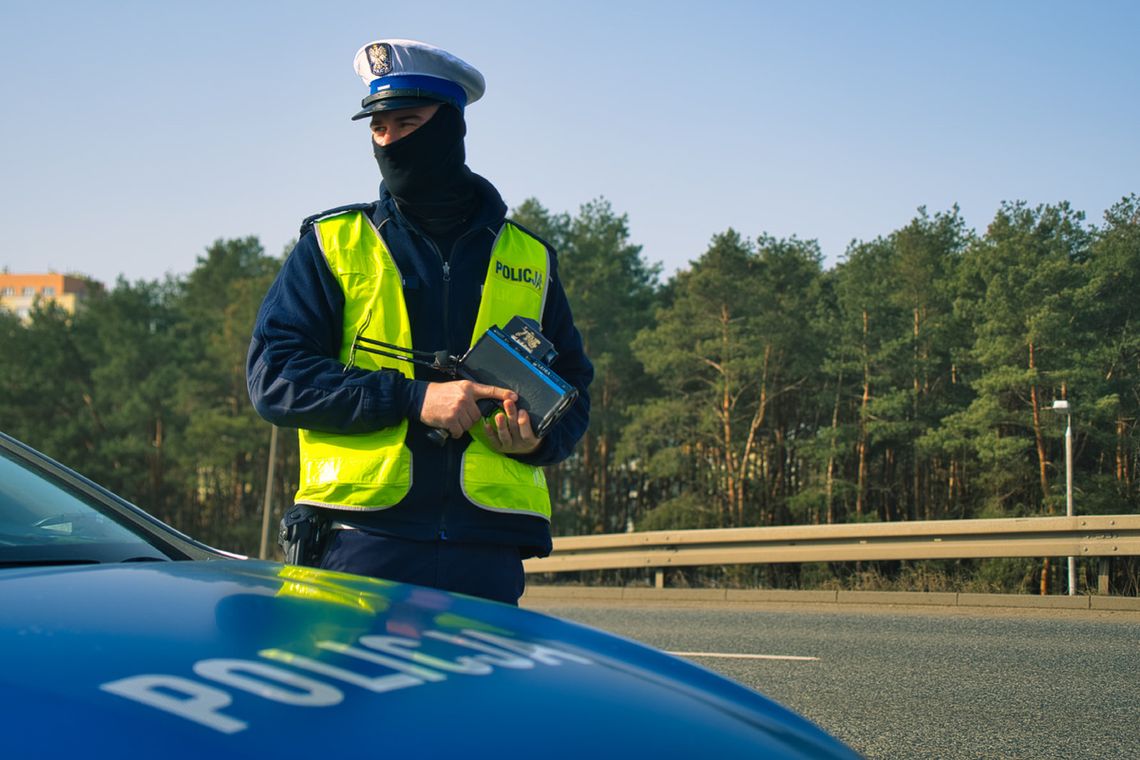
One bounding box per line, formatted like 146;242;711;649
0;273;101;320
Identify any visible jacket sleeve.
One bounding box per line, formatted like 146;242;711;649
246;232;427;434
512;251;593;467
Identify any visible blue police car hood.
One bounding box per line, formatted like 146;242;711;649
0;560;858;759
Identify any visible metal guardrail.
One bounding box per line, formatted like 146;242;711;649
523;515;1140;594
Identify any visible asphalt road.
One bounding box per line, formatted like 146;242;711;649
522;599;1140;759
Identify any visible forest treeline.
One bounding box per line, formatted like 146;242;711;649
3;194;1138;593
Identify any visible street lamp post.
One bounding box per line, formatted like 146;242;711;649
1051;399;1075;595
259;424;279;560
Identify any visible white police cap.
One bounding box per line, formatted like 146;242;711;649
351;39;485;120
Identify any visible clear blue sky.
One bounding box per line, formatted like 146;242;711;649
1;0;1137;286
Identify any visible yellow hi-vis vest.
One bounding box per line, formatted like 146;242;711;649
294;210;552;521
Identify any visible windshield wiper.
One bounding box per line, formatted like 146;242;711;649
0;558;101;568
0;555;170;568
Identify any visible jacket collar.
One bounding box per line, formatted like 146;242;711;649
375;172;507;235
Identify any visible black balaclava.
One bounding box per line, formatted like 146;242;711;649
372;105;479;239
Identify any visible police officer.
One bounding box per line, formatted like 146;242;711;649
247;39;592;605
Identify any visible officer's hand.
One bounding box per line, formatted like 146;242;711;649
420;380;516;439
483;397;542;455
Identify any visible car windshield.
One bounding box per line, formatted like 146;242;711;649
0;447;170;566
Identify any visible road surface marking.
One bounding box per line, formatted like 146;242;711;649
668;651;820;662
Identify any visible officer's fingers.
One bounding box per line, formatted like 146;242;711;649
482;420;498;448
457;405;481;434
502;399;523;440
470;382;517;402
492;410;512;444
481;413;507;450
510;411;540;455
516;409;537;442
420;383;465;433
451;393;477;432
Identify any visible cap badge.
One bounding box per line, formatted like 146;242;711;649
367;43;392;77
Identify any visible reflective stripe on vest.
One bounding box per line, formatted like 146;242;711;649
294;211;414;510
461;223;552;521
295;212;552;521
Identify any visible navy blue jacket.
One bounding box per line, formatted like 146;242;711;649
247;176;592;557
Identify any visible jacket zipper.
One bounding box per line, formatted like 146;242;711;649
441;260;451;340
440;258;452;541
425;227;487;541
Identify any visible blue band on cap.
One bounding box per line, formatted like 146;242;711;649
368;74;467;107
